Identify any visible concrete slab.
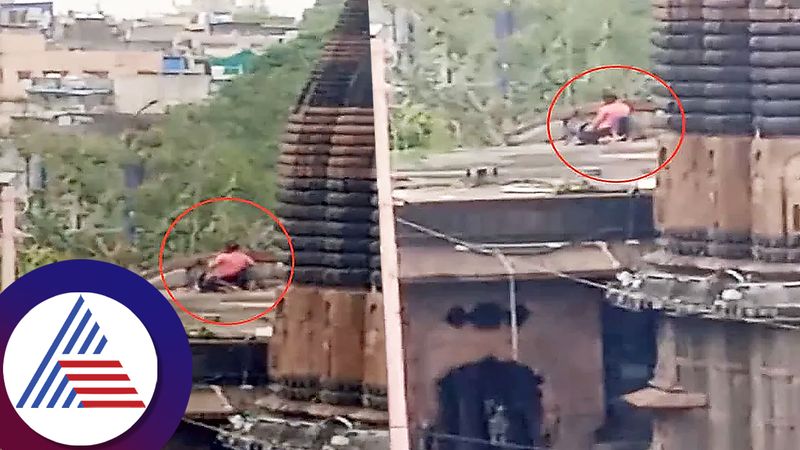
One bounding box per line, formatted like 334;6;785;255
186;386;235;419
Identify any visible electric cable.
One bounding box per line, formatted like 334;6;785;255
395;216;800;330
395;216;622;293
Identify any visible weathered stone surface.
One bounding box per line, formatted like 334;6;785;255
150;269;189;288
288;114;373;125
321;290;367;386
362;292;387;389
285;123;375;135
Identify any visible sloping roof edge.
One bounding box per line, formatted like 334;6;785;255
399;242;649;282
623;387;708;410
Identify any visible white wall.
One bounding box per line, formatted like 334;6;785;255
113;74;211;114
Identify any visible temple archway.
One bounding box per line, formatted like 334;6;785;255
433;356;544;450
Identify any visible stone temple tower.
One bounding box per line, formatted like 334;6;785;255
607;2;800;449
653;0;800;264
269;0;387;411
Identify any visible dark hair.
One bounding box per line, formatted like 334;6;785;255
601;88;618;103
224;241;240;252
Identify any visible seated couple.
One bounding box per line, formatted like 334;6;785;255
567;89;632;145
196;241;256;293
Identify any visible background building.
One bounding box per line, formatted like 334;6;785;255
0;1;54;37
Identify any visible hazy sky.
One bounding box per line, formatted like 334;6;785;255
47;0;316;19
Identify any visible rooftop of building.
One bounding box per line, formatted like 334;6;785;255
27;75;113;88
391;141;659;282
0;23;40;32
126;24;184;43
26;87;112;96
0;1;53;7
10;111;164;136
27;87;113;97
209;21;298;33
392;141;658;204
399;240;655;282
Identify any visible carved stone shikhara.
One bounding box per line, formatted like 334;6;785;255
274;0;379;289
269;0;387;413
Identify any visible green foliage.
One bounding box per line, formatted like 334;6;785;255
14;0;341;272
390;100;453;151
17;241;67;276
386;0;652;147
16;132;128;260
297;1;343;38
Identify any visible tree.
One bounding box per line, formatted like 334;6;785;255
390;99;452;151
138;7;336;262
14;0;343;272
16;131;129;261
385;0;652;147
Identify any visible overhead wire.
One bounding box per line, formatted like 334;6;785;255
395;216;800;331
395;216;625;294
395;215;644;363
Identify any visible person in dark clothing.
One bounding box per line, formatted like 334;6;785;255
197;241;255;293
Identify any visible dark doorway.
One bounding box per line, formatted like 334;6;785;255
433;357;544;450
595;304;657;447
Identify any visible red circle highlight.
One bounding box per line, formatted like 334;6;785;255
546;64;686;184
158;197;295;326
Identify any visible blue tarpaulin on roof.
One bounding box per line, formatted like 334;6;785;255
162;56;187;74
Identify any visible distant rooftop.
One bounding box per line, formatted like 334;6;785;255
209;21;298;35
26;87;111;96
126;24;183;43
70;12;105;20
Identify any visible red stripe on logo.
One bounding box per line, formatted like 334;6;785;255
81;401;146;408
66;374;130;381
74;387;139;395
59;360;122;368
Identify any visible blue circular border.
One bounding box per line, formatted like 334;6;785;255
0;260;192;450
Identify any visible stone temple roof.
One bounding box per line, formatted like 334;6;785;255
606;266;800;329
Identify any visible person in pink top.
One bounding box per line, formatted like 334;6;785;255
198;241;256;292
576;89;632;145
